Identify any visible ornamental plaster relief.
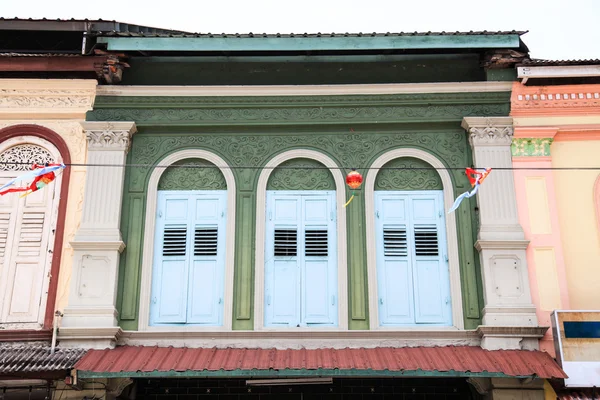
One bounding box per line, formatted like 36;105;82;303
511;82;600;116
0;79;96;118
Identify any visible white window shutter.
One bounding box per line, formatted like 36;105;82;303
1;186;54;324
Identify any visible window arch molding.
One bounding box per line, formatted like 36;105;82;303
254;149;348;330
365;148;464;330
138;149;236;331
0;124;72;330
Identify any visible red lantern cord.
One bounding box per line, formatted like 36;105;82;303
344;169;363;207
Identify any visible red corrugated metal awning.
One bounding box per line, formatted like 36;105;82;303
558;392;600;400
74;346;566;379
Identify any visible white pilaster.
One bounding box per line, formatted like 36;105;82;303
60;122;136;349
462;117;540;350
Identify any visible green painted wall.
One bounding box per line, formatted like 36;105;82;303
97;91;507;331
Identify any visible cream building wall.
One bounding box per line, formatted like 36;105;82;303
552;139;600;309
0;79;96;316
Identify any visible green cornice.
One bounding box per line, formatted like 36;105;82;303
98;34;521;52
88;92;510;127
511;138;553;157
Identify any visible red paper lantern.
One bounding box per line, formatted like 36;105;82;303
346;169;363;190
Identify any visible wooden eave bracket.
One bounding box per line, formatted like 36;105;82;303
483;49;528;69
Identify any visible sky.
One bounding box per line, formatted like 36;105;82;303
2;0;600;60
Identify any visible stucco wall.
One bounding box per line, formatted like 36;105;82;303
552;140;600;309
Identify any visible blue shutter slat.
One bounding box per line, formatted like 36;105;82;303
302;194;337;326
411;194;451;325
265;191;337;327
187;194;227;325
375;191;451;327
376;196;414;325
265;193;300;327
151;191;227;327
151;194;190;324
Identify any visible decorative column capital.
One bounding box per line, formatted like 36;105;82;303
462;117;514;147
80;121;137;152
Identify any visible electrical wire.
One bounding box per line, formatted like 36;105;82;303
1;161;600;171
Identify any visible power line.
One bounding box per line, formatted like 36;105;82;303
1;161;600;171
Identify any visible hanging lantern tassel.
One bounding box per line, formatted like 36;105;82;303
344;169;363;207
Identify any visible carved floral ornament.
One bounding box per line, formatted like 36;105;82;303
0;89;95;110
0;144;54;171
81;122;137;152
463;117;514;146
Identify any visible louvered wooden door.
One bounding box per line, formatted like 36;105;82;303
375;191;451;326
265;191;337;327
150;191;226;326
0;175;57;325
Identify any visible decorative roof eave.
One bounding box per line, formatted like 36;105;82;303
96;33;522;53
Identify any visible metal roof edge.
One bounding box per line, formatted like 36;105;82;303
96;33;523;52
75;368;536;380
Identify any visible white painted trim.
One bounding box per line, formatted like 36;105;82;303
518;65;600;80
97;82;513;97
138;150;236;331
0;136;62;329
254;150;348;330
365;149;464;330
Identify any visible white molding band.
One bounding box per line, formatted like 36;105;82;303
518;65;600;82
138;149;237;332
254;150;348;331
364;148;464;330
0;79;97;119
97;82;513;97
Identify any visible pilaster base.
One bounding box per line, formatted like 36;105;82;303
477;326;548;350
58;326;122;349
61;306;119;328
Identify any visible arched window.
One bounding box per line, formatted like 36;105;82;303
373;157;451;326
365;150;464;329
138;151;236;330
264;158;337;327
0;137;62;327
255;150;348;330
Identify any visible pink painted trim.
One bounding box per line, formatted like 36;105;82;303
514;127;559;139
513;158;570;357
554;130;600;142
595;175;600;247
512;156;552;163
511;82;600;117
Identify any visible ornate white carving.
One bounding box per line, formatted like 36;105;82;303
0;90;94;109
462;117;514;146
0;144;53;171
0;80;96;117
81;122;137;152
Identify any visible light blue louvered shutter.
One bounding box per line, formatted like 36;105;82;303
410;192;451;325
265;192;301;327
150;192;190;324
301;192;337;326
375;193;415;325
187;191;227;325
